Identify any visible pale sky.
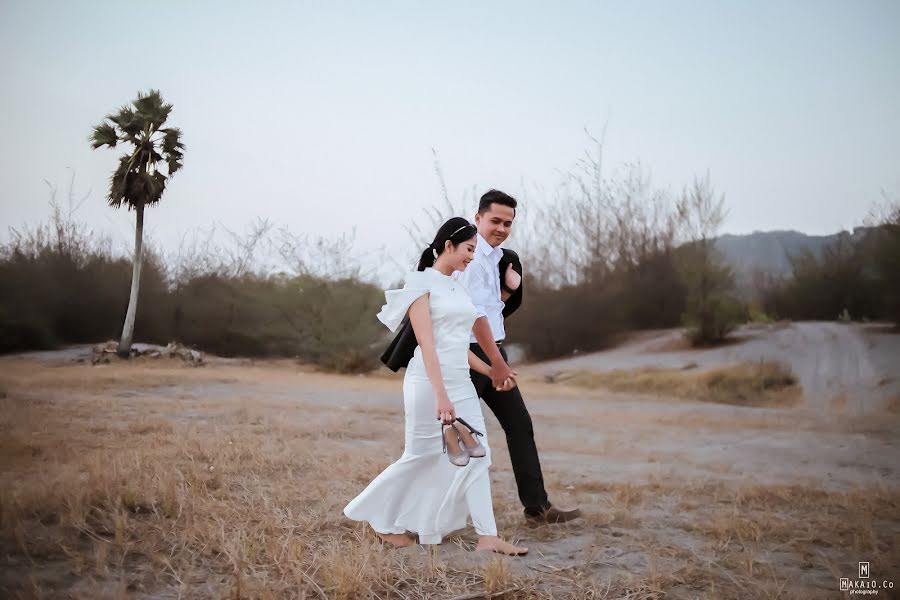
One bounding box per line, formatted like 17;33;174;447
2;1;899;282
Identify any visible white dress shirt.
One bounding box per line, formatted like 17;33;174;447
456;233;505;344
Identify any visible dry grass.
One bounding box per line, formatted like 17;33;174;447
1;357;897;599
549;361;802;407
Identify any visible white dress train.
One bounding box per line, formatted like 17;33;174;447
343;267;497;544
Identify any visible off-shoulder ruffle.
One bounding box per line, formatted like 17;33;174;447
376;270;431;332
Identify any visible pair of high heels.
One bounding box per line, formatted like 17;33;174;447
442;417;485;467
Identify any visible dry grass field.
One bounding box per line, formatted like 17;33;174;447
543;361;802;408
1;354;898;599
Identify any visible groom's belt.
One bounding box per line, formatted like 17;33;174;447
469;340;505;347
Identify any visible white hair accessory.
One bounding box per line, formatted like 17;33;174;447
432;248;438;259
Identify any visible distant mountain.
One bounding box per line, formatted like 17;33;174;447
714;228;873;293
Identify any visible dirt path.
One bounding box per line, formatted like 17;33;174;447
531;321;898;415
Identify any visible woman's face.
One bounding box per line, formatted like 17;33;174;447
445;235;477;272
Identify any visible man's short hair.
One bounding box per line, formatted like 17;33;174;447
478;189;518;216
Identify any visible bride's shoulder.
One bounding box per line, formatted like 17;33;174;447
402;269;431;289
383;270;433;296
377;271;433;333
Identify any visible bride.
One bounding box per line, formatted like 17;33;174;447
343;217;528;556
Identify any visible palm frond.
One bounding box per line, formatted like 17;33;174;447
167;155;184;175
133;89;162;113
90;122;118;149
156;102;173;125
108;105;142;138
147;146;163;164
160;127;185;174
133;89;172;128
107;154;133;208
146;171;168;205
160;128;184;152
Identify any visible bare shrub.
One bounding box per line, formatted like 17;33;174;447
2;183;383;372
0;180;170;351
675;174;745;345
507;137;687;359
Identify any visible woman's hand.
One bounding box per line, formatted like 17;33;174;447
436;390;456;424
497;372;519;391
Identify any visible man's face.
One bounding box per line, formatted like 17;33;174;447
474;203;515;247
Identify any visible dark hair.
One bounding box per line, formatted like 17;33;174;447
477;189;518;216
416;217;478;271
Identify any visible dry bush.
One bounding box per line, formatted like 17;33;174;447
2;190;385;372
169;271;385;370
675;175;745;346
868;198;900;325
760;193;900;326
509;145;688;360
761;232;882;323
404;139;693;361
0;224;171;353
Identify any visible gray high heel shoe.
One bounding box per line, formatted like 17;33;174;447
442;422;470;467
454;417;486;458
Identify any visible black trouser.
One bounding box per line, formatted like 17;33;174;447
469;343;551;517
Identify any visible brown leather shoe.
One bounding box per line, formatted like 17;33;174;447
525;506;582;525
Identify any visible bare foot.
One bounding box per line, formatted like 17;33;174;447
476;536;528;556
375;532;415;548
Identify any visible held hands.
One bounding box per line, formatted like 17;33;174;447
497;372;519;392
490;359;518;392
489;360;514;389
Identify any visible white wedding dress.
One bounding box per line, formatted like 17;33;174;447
343;267;497;544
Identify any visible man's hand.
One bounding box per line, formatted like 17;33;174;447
504;263;521;292
490;359;514;390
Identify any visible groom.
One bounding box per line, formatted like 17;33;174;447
459;190;581;525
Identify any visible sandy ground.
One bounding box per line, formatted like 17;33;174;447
2;325;899;598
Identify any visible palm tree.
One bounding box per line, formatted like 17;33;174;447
90;89;184;357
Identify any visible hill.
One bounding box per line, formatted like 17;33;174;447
715;227;874;294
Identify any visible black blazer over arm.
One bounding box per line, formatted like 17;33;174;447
498;247;523;318
380;248;523;372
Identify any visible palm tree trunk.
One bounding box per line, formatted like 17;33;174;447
117;203;144;357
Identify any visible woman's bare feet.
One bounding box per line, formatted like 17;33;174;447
375;532;415;548
476;535;528;556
